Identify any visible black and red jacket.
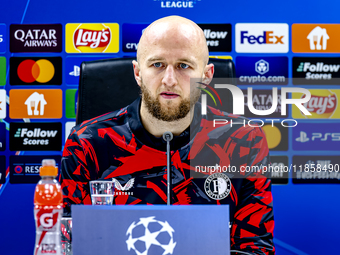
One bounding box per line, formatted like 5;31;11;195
60;97;275;254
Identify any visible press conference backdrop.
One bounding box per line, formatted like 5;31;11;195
0;0;339;254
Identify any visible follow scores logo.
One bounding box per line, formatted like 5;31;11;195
292;57;340;85
10;122;62;151
10;57;62;85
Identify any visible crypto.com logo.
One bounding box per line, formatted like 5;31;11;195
199;83;312;116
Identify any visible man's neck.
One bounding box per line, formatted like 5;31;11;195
140;101;194;138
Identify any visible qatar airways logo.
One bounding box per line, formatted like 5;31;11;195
200;84;312;117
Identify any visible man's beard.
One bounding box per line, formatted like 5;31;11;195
140;81;200;122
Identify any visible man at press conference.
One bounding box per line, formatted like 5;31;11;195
60;15;275;254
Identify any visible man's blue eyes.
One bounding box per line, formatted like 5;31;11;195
152;63;189;69
179;63;189;69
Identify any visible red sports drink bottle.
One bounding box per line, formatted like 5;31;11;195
34;159;63;255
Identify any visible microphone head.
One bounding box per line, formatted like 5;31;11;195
163;131;173;142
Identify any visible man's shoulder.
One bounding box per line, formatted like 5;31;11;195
73;106;129;133
203;105;265;138
205;105;247;121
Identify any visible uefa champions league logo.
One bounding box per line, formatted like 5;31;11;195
126;216;176;255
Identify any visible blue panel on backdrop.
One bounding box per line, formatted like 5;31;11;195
236;56;288;85
65;57;112;85
0;123;6;151
293;123;340;151
0;24;6;53
0;156;5;184
122;23;149;53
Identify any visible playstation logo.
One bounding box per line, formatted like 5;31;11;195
69;65;80;76
255;59;269;75
295;131;310;143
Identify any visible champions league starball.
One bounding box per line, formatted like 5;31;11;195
126;216;176;255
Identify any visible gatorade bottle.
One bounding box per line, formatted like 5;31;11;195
34;159;63;255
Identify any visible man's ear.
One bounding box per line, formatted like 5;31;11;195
132;60;142;87
203;63;214;85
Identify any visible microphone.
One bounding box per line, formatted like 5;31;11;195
163;131;173;205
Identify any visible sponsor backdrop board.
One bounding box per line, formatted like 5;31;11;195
292;57;340;85
65;57;111;85
9;155;61;184
292;24;340;53
0;57;6;85
0;24;6;53
0;1;340;255
122;23;149;53
292;155;340;184
10;57;62;85
0;122;6;151
10;24;62;53
292;89;340;119
0;156;5;184
9;122;62;151
0;89;6;119
242;89;288;118
237;56;288;85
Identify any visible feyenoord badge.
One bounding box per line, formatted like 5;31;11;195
204;173;231;200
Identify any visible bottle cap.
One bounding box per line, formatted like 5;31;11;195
40;159;58;176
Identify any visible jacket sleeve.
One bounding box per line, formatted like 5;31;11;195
59;126;99;216
230;126;275;255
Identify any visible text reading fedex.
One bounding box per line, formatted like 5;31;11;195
240;31;283;44
236;23;288;53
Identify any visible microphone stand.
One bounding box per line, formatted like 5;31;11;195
163;131;173;205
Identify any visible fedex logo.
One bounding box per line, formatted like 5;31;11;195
240;31;283;44
236;23;289;53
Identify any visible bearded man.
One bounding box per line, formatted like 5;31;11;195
60;15;275;255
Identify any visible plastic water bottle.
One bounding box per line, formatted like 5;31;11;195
34;159;63;255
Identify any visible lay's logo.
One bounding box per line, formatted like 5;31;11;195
66;23;119;53
305;94;337;116
292;89;340;119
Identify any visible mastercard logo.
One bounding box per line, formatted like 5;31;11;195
10;57;62;85
17;59;55;83
262;123;288;151
262;125;281;149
